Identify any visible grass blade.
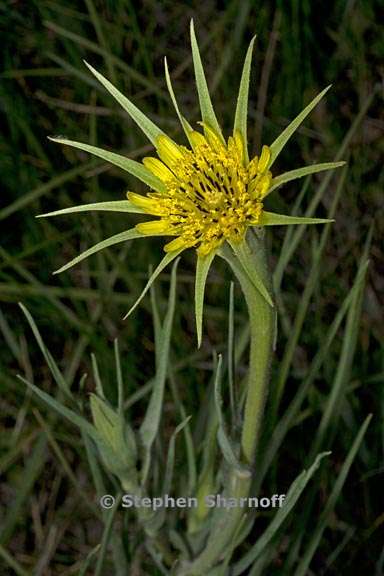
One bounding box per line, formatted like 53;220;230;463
294;415;372;576
139;259;179;483
234;452;330;575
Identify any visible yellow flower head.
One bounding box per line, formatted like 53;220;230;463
43;20;344;339
129;131;272;256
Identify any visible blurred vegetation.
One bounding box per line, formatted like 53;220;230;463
0;0;383;574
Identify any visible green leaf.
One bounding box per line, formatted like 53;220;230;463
140;259;179;484
213;355;246;473
259;211;333;226
18;375;100;442
53;228;144;275
268;161;346;195
229;239;273;307
123;248;183;318
233;452;331;575
190;20;224;142
233;36;256;164
37;200;144;218
164;57;194;146
48;137;165;193
269;85;332;168
84;61;165;146
19;303;72;399
294;416;372;576
195;251;216;348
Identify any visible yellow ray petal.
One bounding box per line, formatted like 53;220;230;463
258;145;271;173
127;192;163;215
156;135;184;167
164;236;191;252
136;220;171;235
143;157;174;182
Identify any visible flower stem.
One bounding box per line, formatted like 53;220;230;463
237;234;275;464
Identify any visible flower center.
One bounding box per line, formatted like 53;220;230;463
130;130;272;255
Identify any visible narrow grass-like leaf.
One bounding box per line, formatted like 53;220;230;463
84;61;165;146
38;200;144;218
0;544;29;576
95;496;121;576
233;452;330;575
18;375;100;442
48;137;165;192
258;258;369;489
53;228;144;275
19;303;72;398
190;20;224;142
233;36;256;164
0;434;47;547
164;57;194;146
195;251;216;348
163;416;192;495
269;85;331;168
294;415;372;576
259;211;333;226
310;226;373;456
214;355;245;472
140;259;179;484
268;161;346;195
124;249;183;318
229;239;273;307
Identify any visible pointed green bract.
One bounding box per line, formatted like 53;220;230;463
54;228;144;275
190;20;224;142
164;57;194;146
37;200;144;218
259;211;334;226
123;248;184;319
84;61;165;146
233;36;256;164
269;85;332;168
195;251;216;348
229;239;273;307
268;161;346;195
48;137;166;193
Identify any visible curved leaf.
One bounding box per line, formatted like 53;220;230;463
195;250;216;348
190;20;224;142
233;36;256;164
269;85;332;168
123;248;184;318
38;200;144;218
268;161;345;195
49;137;165;192
259;211;333;226
84;61;165;146
54;228;144;275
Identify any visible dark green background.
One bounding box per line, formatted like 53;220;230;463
1;1;383;574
